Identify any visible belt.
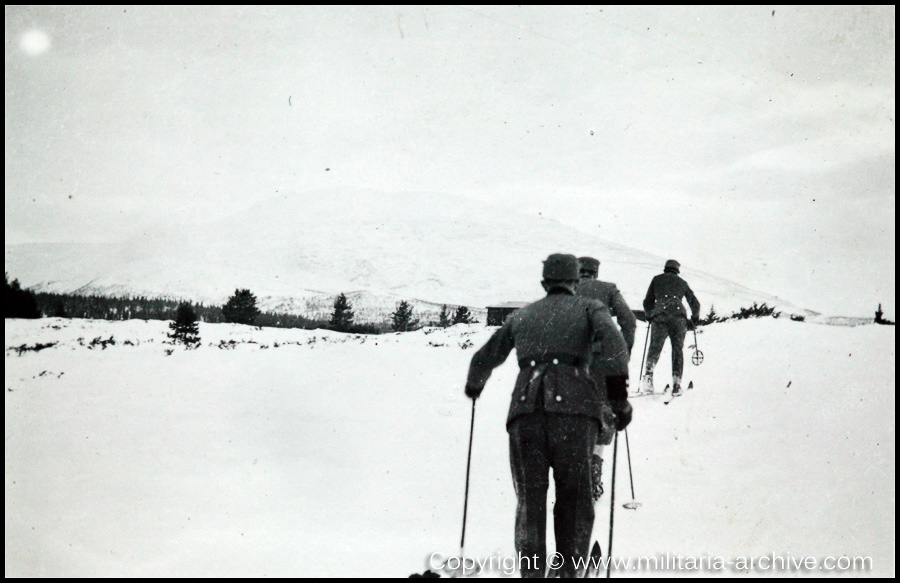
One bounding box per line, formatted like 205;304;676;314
518;353;582;370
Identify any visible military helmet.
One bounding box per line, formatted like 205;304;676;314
665;259;681;273
542;253;580;281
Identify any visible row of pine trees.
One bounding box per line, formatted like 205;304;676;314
6;274;478;344
167;293;475;348
328;293;473;333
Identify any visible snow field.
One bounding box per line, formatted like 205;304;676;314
5;318;895;576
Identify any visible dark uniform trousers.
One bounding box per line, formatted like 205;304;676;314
646;314;688;378
508;410;599;578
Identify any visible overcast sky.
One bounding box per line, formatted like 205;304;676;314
5;6;895;316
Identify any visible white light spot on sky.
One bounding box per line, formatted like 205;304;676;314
20;30;52;56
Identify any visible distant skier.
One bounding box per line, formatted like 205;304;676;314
641;259;701;396
465;253;631;578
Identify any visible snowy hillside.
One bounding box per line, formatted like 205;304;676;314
5;189;814;322
5;317;894;577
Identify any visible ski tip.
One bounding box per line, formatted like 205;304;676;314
586;541;603;577
688;381;694;390
664;393;680;405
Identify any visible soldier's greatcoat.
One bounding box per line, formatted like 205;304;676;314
576;278;636;374
465;288;629;577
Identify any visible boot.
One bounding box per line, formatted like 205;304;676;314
641;371;654;394
672;376;683;396
590;453;604;502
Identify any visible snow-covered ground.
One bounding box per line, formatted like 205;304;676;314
4;317;895;577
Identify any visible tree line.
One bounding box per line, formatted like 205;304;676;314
329;293;475;333
21;288;319;329
5;274;479;339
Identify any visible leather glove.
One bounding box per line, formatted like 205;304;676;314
691;314;700;325
464;383;483;401
611;399;632;431
686;319;695;331
605;375;629;401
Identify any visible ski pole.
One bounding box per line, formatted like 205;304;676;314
606;431;618;578
622;428;641;510
638;321;651;381
691;326;704;366
460;399;476;550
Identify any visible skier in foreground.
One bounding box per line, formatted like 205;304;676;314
641;259;701;396
465;253;631;577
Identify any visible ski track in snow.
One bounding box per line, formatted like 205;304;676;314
4;318;895;577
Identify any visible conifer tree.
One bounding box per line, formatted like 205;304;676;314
438;305;451;328
222;289;260;326
4;273;41;319
330;293;354;332
391;300;419;332
699;304;718;326
167;303;201;348
452;305;474;325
